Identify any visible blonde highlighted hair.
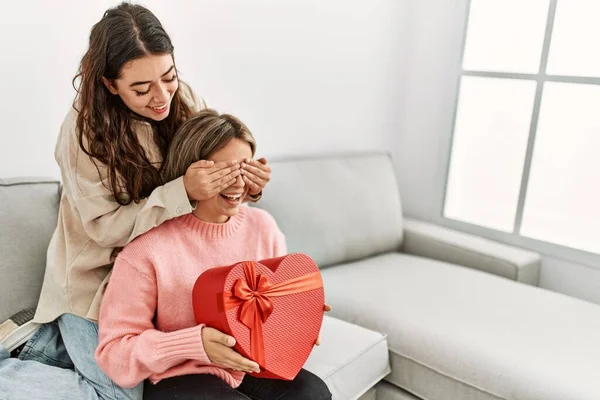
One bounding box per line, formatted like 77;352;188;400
162;109;256;182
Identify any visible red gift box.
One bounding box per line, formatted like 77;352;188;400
192;253;325;380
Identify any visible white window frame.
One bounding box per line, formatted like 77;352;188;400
441;0;600;270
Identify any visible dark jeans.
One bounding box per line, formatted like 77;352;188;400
143;369;331;400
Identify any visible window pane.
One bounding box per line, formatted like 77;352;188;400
445;77;536;232
546;0;600;77
462;0;550;74
521;82;600;254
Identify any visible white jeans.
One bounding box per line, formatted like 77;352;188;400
0;314;143;400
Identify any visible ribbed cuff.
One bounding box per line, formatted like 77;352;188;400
152;324;212;367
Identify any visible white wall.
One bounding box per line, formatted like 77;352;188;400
394;0;600;306
0;1;114;178
0;0;408;178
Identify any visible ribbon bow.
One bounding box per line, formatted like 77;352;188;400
222;261;323;366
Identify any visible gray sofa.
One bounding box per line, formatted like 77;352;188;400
3;153;600;400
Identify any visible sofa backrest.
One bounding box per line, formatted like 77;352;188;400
0;178;60;322
252;153;404;268
0;154;403;320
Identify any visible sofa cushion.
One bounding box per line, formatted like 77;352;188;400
304;316;390;400
0;178;60;322
321;253;600;400
253;153;403;268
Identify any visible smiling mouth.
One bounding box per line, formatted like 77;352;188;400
221;193;242;203
148;104;168;113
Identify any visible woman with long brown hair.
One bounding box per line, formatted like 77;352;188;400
0;3;271;399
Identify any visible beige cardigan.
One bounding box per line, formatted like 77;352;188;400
34;83;204;323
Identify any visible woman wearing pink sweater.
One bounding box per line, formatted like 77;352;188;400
95;110;331;399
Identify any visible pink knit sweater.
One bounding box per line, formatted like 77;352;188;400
95;207;287;388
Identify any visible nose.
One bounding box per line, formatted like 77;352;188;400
232;174;245;188
152;82;170;104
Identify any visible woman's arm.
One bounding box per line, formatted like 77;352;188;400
95;256;211;388
60;119;238;249
73;175;192;249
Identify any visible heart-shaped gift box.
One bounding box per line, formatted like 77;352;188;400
192;253;325;380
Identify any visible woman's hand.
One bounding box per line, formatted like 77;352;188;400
184;160;241;201
202;327;260;373
315;304;332;346
240;157;271;196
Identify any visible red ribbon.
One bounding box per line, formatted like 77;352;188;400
222;261;323;366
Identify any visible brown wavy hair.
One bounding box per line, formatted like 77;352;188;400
162;109;256;183
73;2;194;205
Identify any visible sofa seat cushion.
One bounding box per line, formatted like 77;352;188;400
321;253;600;400
304;316;390;400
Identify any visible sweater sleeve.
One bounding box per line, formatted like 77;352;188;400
95;256;212;389
59;118;194;249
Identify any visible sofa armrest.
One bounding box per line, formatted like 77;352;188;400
401;218;542;285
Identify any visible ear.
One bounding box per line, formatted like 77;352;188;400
101;77;119;95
